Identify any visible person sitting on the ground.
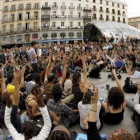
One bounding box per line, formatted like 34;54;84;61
72;54;88;106
47;84;79;128
5;72;52;140
26;84;42;118
78;86;101;130
115;56;124;72
101;69;126;125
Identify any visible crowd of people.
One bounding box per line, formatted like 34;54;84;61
0;38;140;140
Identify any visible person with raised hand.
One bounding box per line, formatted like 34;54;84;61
5;71;52;140
101;69;126;125
82;87;101;140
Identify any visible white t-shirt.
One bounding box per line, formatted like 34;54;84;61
78;101;101;130
63;79;72;96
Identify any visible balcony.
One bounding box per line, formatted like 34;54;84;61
18;7;24;10
99;9;104;12
68;15;82;19
26;7;31;10
42;5;51;10
10;8;16;11
2;18;15;23
93;8;97;11
83;7;91;12
3;9;8;12
41;15;50;19
25;16;39;20
83;16;91;20
34;6;40;9
69;6;75;9
92;17;97;20
106;10;110;13
17;18;23;21
42;26;50;30
51;15;58;18
61;6;66;9
99;17;104;20
52;5;58;9
77;7;82;10
57;15;67;18
122;14;126;16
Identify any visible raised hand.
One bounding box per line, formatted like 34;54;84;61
81;53;86;62
91;88;99;105
49;111;60;125
36;89;45;107
22;65;26;74
62;55;67;67
14;70;23;83
5;92;12;108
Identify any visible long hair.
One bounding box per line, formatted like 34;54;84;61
72;71;81;85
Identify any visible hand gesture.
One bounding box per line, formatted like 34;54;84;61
82;111;88;129
91;88;99;105
62;55;67;67
49;111;60;125
81;53;86;62
137;81;140;93
14;70;23;83
36;89;45;107
22;65;26;74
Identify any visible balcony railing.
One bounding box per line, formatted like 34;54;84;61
18;7;24;10
26;6;31;10
42;5;51;10
83;7;91;12
41;15;50;19
51;15;58;18
2;18;15;23
69;6;75;9
25;16;39;20
17;18;23;21
83;16;91;20
112;12;115;14
99;9;104;12
57;15;67;18
34;6;40;9
99;17;104;20
77;7;82;10
10;8;16;11
3;9;8;12
61;6;66;9
93;8;97;11
52;5;58;9
42;26;50;30
68;15;82;19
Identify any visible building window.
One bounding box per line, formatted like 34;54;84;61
9;36;14;42
78;22;81;26
112;16;115;21
17;35;22;41
70;22;73;27
93;14;96;19
25;34;30;42
11;5;16;11
51;33;57;38
77;32;82;38
17;24;22;30
123;5;125;9
61;22;64;26
69;32;74;38
62;11;65;16
106;15;109;21
86;0;88;2
52;22;56;27
25;23;30;30
19;4;23;10
3;26;6;33
43;34;48;39
106;1;108;5
112;3;114;6
93;0;96;3
112;9;115;14
10;25;14;32
118;17;120;22
33;22;38;29
34;12;38;19
10;14;15;21
2;37;7;42
60;32;65;38
32;33;38;39
100;0;102;4
34;3;39;9
45;2;48;7
93;6;96;11
4;6;8;12
53;11;56;16
26;4;31;9
123;18;125;23
118;4;120;8
3;15;8;22
18;14;22;20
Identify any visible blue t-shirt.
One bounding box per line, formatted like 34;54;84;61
116;60;124;68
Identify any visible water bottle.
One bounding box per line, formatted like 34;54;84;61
99;86;106;103
101;134;107;140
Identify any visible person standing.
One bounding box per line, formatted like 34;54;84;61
28;41;39;73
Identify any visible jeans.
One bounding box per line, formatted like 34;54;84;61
126;98;134;111
0;129;6;140
20;114;30;124
69;67;79;73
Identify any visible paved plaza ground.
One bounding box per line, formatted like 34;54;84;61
2;72;138;139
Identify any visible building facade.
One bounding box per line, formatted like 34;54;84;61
128;17;140;30
0;0;128;47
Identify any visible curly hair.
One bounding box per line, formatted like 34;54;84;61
108;87;124;110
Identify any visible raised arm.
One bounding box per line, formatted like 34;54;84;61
19;65;26;89
112;69;123;93
81;54;87;85
59;55;67;85
1;70;6;94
